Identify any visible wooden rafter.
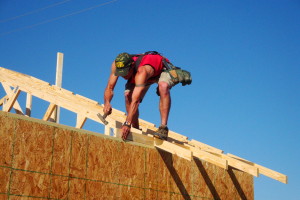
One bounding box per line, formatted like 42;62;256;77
1;83;24;114
2;86;21;113
0;67;287;184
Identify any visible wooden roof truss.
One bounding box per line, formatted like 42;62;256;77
0;67;287;184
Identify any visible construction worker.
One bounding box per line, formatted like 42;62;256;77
103;51;176;141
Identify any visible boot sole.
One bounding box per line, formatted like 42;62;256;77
153;132;168;140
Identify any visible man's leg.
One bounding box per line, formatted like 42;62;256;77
154;72;174;140
158;81;171;126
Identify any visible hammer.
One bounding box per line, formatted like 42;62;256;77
97;113;108;125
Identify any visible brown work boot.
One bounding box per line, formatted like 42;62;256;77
153;125;169;140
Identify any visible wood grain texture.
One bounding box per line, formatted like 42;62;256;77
0;111;254;200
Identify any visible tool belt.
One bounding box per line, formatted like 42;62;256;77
162;59;192;86
134;51;192;86
164;67;192;86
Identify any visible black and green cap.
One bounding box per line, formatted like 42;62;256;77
114;52;133;76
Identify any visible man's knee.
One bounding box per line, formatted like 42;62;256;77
158;82;170;96
124;91;132;103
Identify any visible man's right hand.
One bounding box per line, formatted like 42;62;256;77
103;103;112;115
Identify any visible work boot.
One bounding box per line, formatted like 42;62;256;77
154;125;169;140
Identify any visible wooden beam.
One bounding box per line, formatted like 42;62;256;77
1;83;24;114
43;103;57;121
185;144;228;170
211;152;259;177
227;153;287;184
0;67;288;184
0;95;8;106
76;114;87;129
25;93;32;117
3;86;21;112
189;139;224;154
114;127;154;146
51;52;64;123
154;138;192;161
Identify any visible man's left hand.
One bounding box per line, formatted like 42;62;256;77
121;125;130;140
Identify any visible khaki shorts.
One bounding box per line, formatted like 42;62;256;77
124;71;174;101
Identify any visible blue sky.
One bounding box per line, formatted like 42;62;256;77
1;0;299;199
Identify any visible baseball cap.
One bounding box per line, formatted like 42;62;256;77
114;52;133;76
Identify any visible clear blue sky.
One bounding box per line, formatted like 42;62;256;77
1;0;299;199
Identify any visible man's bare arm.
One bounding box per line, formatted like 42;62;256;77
103;61;119;114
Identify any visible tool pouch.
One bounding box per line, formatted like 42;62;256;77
165;66;192;86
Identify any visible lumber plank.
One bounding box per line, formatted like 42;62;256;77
114;128;154;146
76;114;87;129
185;144;228;170
25;93;32;116
2;83;24;114
76;94;99;105
3;86;21;112
189;139;224;154
154;138;192;161
0;67;288;184
43;103;57;121
104;126;110;136
0;95;8;106
227;153;287;184
211;153;259;177
0;67;186;142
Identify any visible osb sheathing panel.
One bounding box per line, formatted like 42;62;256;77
0;114;14;167
0;111;254;199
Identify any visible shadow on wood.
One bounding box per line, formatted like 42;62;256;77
194;158;221;200
158;149;191;200
228;167;248;200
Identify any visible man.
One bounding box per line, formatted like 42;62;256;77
103;52;176;141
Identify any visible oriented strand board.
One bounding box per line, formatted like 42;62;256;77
118;142;145;188
0;111;254;200
0;194;8;200
69;131;88;178
0;114;14;167
86;180;119;200
0;167;10;194
87;135;120;183
68;178;86;200
51;128;72;176
13;119;53;173
192;158;219;199
9;170;50;198
49;175;69;199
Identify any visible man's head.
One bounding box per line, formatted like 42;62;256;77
114;52;133;76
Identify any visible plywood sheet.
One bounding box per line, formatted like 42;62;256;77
0;114;14;167
170;154;193;197
52;128;72;176
10;170;50;198
69;131;88;178
0;194;8;200
87;136;120;183
192;159;216;199
225;167;254;200
144;189;158;200
13;120;53;173
118;185;143;200
0;167;10;194
68;178;86;200
118;142;145;188
144;148;159;192
49;175;69;199
0;111;255;199
86;180;119;200
9;196;46;200
156;149;173;194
